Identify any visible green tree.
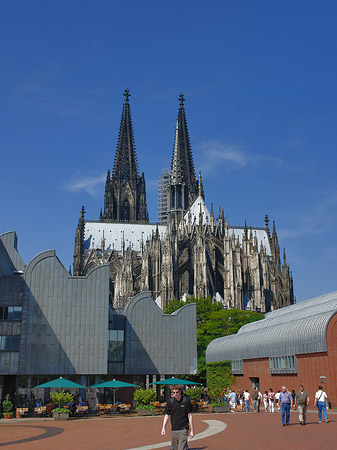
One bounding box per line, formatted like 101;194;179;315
164;296;264;384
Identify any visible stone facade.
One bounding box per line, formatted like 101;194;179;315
73;91;294;312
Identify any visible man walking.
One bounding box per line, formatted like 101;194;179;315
279;386;293;426
161;385;194;450
295;385;309;425
252;388;259;412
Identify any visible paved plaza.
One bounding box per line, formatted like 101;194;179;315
0;411;335;449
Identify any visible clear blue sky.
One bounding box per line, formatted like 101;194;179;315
1;1;337;303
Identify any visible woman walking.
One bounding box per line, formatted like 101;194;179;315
314;386;328;423
268;388;275;412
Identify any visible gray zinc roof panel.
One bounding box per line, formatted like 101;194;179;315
206;299;336;363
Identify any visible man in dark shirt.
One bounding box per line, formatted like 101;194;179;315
161;385;194;450
295;385;309;425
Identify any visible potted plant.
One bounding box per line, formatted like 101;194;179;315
51;407;72;420
2;394;14;419
211;401;230;413
133;389;157;416
50;390;74;420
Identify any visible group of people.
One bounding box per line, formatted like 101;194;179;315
225;385;329;427
225;387;276;413
159;383;330;450
277;385;329;426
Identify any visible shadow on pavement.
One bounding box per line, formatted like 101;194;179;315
0;425;64;447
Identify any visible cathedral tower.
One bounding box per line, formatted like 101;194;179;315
168;94;198;223
102;89;148;222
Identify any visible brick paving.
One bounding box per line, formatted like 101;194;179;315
0;410;335;449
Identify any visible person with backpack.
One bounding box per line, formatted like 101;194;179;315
161;385;194;450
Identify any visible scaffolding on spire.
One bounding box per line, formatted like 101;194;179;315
158;168;170;224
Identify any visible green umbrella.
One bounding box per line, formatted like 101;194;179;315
90;379;138;404
33;376;86;389
149;377;200;386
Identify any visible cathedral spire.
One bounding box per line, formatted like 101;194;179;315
73;206;86;276
102;90;149;222
170;94;198;205
198;171;205;199
112;88;139;181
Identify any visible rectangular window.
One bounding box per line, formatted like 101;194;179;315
108;329;124;362
269;355;297;374
231;360;243;375
0;335;20;351
0;306;22;321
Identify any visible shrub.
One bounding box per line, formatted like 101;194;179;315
184;387;202;401
51;407;70;414
210;401;225;407
133;389;157;410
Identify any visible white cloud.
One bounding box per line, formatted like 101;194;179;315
63;173;106;197
195;140;281;174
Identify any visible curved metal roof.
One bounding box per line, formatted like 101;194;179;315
206;290;337;363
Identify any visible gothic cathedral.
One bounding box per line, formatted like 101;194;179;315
73;90;295;312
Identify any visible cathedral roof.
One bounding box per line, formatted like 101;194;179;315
83;221;166;252
183;195;211;225
230;227;271;255
183;196;271;254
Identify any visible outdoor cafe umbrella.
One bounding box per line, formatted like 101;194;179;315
90;379;138;404
33;376;86;389
149;377;200;386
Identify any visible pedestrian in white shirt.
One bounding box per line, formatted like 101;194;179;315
314;386;328;423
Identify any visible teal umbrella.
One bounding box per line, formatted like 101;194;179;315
34;376;86;389
149;377;200;386
90;379;138;404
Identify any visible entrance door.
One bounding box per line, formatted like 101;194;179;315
250;377;260;391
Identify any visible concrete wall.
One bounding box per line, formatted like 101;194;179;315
124;291;197;375
19;251;109;375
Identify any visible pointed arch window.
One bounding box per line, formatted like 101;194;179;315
121;199;130;220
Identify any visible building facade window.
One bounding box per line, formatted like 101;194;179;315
0;306;22;321
108;330;124;362
269;355;297;373
231;359;243;374
0;335;20;351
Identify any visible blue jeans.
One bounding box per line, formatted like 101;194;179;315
317;401;328;422
281;403;290;425
245;400;250;412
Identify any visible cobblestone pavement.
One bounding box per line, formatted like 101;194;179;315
0;411;335;449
